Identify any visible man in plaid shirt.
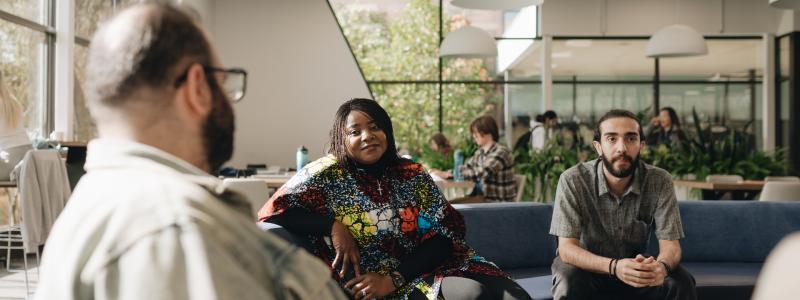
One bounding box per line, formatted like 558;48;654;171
433;116;516;202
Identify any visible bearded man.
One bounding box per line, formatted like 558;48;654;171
549;109;697;300
34;4;345;299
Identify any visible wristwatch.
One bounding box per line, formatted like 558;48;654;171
389;271;406;288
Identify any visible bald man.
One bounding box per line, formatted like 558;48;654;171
34;4;346;300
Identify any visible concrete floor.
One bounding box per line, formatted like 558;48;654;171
0;253;38;299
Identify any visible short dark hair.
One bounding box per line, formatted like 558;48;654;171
86;3;212;108
470;115;499;142
327;98;400;166
543;110;557;120
593;109;646;142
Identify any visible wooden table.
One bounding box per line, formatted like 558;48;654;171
435;180;475;201
673;180;765;200
251;174;295;189
435;180;475;190
252;175;475;198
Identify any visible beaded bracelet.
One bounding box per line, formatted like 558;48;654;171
608;258;616;277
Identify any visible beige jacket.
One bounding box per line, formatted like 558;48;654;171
34;139;346;300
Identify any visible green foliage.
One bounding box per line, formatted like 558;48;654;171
334;0;498;155
419;145;453;170
514;129;596;202
1;1;43;137
641;108;788;180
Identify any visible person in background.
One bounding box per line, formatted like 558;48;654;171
259;99;531;300
431;115;516;202
0;72;32;181
34;4;345;299
429;132;451;156
512;114;540;153
647;107;686;147
532;110;558;150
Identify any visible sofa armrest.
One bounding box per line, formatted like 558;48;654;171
257;222;317;254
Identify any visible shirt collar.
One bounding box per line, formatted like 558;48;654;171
594;158;645;198
479;142;498;155
85;138;223;193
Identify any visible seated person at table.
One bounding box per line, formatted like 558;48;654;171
258;98;531;300
550;109;696;300
429;132;452;156
431;115;516;202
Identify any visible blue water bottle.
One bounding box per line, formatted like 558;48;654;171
296;146;308;171
453;149;464;182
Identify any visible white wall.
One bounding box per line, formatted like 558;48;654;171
541;0;786;36
211;0;371;168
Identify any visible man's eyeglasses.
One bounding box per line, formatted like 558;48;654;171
175;65;248;103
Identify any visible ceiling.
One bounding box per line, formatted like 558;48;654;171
509;39;764;80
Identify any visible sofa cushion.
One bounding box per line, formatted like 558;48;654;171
507;267;552;279
514;275;553;300
647;201;800;262
454;203;557;269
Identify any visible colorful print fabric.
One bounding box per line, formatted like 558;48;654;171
259;155;506;299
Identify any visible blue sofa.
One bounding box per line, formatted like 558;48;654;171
456;201;800;300
261;201;800;300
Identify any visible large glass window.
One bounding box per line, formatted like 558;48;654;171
777;35;790;149
660;38;763;143
73;44;97;142
442;83;502;145
369;83;438;152
75;0;118;39
0;18;48;140
331;0;536;155
507;83;540;143
73;0;132;142
0;0;45;24
332;0;439;81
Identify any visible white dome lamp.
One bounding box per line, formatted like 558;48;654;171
451;0;543;10
770;0;800;9
645;24;708;58
440;26;498;58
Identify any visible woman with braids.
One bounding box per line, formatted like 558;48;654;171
258;98;531;300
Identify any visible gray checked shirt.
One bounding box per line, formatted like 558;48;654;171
549;158;684;259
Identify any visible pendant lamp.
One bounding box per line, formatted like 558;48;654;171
451;0;543;10
770;0;800;9
645;24;707;58
439;26;497;58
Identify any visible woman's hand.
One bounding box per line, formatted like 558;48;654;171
331;221;361;278
345;272;396;300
